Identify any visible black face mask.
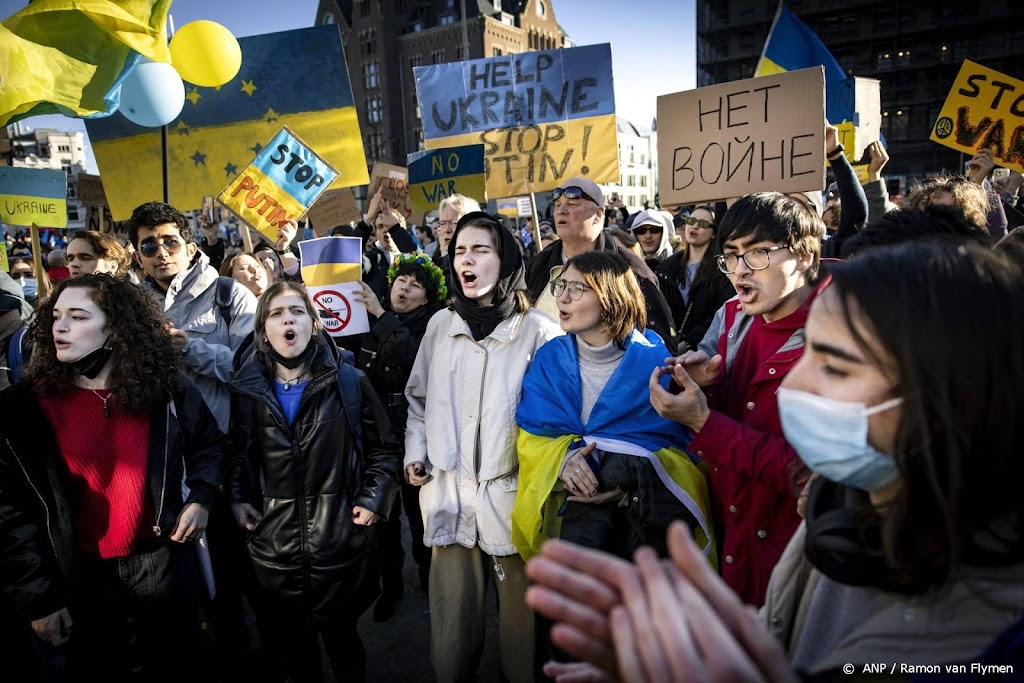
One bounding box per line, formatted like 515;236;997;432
70;339;114;379
264;335;317;369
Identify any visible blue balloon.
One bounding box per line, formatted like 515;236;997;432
119;61;185;128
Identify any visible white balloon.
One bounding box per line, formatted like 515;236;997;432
119;61;185;128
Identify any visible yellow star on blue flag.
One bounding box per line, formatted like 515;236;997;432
85;26;368;219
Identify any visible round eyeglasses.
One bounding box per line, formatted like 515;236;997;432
716;245;790;274
550;278;592;301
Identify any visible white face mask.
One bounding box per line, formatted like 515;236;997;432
778;387;903;492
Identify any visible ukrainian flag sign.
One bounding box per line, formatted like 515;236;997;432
414;44;619;197
218;127;338;242
0;168;68;228
407;144;487;214
86;26;367;220
298;236;368;338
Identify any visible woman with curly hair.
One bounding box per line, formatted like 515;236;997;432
0;274;224;680
352;252;448;619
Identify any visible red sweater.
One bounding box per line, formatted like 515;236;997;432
40;387;153;558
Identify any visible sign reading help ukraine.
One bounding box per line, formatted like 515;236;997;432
930;60;1024;172
298;236;368;338
407;144;487;213
219;127;338;243
0;168;67;228
414;44;619;197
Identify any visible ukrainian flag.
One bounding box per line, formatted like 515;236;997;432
512;329;716;563
0;0;171;126
755;2;851;124
85;26;368;220
298;236;363;287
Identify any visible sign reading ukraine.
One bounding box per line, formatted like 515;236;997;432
407;144;487;213
219;127;338;243
0;168;67;228
297;236;368;338
414;44;619;197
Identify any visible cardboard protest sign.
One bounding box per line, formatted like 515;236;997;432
306;188;361;234
0;168;67;228
369;163;412;219
930;60;1024;172
408;144;486;214
830;77;881;163
517;197;533;217
657;67;825;206
219;126;339;243
298;236;368;337
76;173;108;207
414;44;619;198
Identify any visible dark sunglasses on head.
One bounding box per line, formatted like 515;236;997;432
632;225;663;237
139;237;184;258
683;216;716;229
552;186;599;205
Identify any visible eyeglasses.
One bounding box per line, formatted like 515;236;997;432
552;186;599;206
632;225;663;237
438;220;458;228
683;216;716;229
550;278;592;301
139;237;184;258
716;245;791;274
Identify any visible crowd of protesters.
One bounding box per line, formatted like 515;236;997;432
1;124;1023;683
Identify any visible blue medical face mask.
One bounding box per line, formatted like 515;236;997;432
18;277;38;301
778;387;903;492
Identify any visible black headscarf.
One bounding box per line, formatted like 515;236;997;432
448;211;527;341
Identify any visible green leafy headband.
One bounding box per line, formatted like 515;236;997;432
387;253;448;301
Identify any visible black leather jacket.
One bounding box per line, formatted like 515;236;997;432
227;334;401;622
0;374;223;622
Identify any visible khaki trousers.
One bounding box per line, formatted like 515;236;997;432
429;544;535;683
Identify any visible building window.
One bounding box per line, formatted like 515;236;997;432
493;46;502;56
892;108;910;140
58;144;70;152
639;176;647;187
896;49;911;66
627;174;635;186
362;61;379;90
321;13;336;24
411;20;425;32
431;49;445;64
875;51;890;69
639;153;645;164
537;0;546;16
395;0;406;12
367;96;383;124
440;14;455;25
414;128;425;150
361;28;376;55
456;46;463;59
410;55;422;69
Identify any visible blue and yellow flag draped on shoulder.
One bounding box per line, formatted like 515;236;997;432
755;2;850;124
85;26;367;220
512;329;716;562
0;0;172;126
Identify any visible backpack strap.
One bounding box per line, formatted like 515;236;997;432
215;276;235;329
8;326;27;382
336;359;363;459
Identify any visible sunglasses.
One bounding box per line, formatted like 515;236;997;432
632;225;663;237
682;216;716;229
139;237;184;258
552;186;600;205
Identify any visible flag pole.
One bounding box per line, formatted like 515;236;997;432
754;1;785;77
162;14;175;204
529;192;542;246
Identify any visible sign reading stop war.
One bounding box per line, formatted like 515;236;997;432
219;127;339;242
298;236;369;338
407;144;486;213
657;67;826;206
0;168;67;228
414;44;619;197
930;60;1024;172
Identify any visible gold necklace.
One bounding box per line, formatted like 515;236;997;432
86;387;113;417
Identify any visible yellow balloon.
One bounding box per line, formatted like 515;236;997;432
169;20;242;88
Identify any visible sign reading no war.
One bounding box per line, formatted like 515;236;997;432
657;67;825;206
414;44;619;197
930;60;1024;172
219;126;339;242
0;168;68;228
408;144;486;213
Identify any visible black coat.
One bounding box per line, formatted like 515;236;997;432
357;303;437;434
227;335;401;623
0;374;223;622
656;253;735;352
525;232;676;348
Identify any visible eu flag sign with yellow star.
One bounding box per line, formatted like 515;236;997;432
85;25;367;220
